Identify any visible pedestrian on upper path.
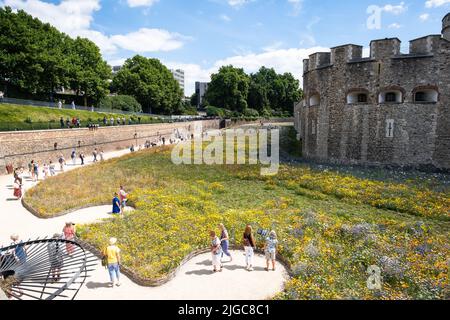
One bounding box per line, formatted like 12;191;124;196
71;149;76;165
79;152;85;165
93;148;98;162
13;177;22;200
58;155;66;172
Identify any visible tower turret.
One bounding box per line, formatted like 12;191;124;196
443;13;450;41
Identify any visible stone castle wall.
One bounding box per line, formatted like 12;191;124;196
0;120;220;172
295;13;450;170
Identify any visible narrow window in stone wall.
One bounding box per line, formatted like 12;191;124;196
311;120;316;135
385;92;397;103
386;119;395;138
358;94;368;103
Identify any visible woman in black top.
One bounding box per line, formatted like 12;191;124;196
243;225;256;271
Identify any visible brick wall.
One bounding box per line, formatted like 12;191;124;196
0;120;220;171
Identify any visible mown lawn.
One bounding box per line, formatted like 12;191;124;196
25;146;449;300
0;103;160;130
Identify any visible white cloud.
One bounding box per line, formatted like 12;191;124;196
425;0;450;8
127;0;159;8
1;0;188;56
419;13;430;21
388;23;402;28
287;0;303;16
228;0;254;8
162;46;329;96
220;14;231;22
382;2;407;15
110;28;189;53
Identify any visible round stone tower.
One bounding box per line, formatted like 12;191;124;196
443;13;450;41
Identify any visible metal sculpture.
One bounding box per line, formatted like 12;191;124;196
0;238;96;300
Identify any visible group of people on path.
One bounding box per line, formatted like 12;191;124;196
112;186;128;215
210;224;279;273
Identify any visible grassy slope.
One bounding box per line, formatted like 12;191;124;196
0;103;156;124
25;147;449;299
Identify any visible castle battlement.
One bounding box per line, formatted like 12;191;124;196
303;15;450;74
295;13;450;170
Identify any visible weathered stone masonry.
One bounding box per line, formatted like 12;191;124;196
294;13;450;170
0;120;220;171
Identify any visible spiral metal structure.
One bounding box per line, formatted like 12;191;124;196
0;238;96;300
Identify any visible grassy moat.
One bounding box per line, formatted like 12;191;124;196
25;139;449;300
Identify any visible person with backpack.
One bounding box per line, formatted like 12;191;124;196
102;238;121;287
243;225;256;271
264;230;279;271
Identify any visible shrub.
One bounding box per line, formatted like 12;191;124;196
243;108;259;117
99;95;142;113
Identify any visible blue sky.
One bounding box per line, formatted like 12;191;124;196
1;0;449;94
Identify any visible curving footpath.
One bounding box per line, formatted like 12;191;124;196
0;147;288;300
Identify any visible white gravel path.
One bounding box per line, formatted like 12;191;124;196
0;146;288;300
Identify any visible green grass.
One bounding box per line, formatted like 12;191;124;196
25;146;449;300
0;103;160;131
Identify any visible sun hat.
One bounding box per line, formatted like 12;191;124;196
10;234;19;241
109;237;117;245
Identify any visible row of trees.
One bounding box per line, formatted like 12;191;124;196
200;66;303;117
0;7;301;116
0;7;111;106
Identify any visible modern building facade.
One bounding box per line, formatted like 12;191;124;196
171;69;185;95
195;82;209;109
294;13;450;170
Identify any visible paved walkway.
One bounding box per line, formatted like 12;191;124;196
0;146;288;300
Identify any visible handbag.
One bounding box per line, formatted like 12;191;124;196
101;248;108;267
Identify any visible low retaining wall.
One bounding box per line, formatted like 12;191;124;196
77;238;292;288
0;120;220;173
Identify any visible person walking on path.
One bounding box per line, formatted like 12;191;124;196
60;117;65;128
58;100;62;109
32;161;39;182
93;148;98;162
28;161;33;178
112;193;121;215
71;149;76;165
49;161;56;176
118;186;128;214
48;233;64;283
42;163;49;180
210;231;223;272
10;234;27;264
62;222;76;256
264;231;279;271
219;223;232;262
71;101;76;110
99;150;105;162
13;177;22;200
58;155;66;172
79;152;85;165
243;225;256;271
103;238;121;287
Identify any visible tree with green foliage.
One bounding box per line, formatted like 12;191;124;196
0;7;111;105
204;65;250;113
67;37;111;106
111;55;183;114
98;95;142;113
247;67;302;116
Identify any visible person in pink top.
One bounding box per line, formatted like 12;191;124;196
62;222;76;256
118;186;128;214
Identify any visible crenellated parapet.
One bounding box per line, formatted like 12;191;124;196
296;13;450;170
